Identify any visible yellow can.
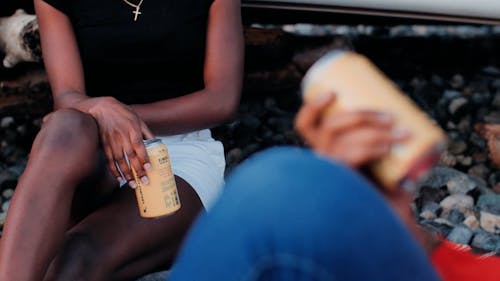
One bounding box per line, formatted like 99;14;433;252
302;51;447;192
132;138;181;218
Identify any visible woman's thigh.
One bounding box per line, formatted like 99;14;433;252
44;175;204;281
69;151;119;225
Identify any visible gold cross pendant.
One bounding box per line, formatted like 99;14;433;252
123;0;144;22
133;6;142;21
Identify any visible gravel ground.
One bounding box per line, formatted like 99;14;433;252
1;24;500;280
216;24;500;255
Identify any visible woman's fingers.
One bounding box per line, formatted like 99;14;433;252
333;137;392;167
110;138;135;187
323;126;411;167
310;110;393;153
124;132;150;187
102;141;123;182
106;125;152;189
140;121;155;140
322;110;394;135
85;97;154;187
295;93;336;142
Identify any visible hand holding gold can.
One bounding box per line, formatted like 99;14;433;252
131;138;181;218
301;51;447;192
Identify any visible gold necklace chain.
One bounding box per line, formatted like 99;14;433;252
122;0;144;22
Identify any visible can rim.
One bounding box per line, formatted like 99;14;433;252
301;50;347;97
143;138;162;147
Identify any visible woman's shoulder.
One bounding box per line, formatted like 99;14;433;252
40;0;71;15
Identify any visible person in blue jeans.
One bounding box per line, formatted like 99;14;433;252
168;93;442;281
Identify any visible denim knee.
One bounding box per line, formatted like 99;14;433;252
169;147;440;281
243;253;335;281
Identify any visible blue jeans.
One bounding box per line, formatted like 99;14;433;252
168;147;440;281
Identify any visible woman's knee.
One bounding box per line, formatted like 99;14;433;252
35;109;98;152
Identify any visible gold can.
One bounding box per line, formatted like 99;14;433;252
302;50;447;192
132;138;181;218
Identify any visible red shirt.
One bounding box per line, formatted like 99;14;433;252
432;240;500;281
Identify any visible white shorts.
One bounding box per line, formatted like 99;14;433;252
118;129;226;211
158;129;226;210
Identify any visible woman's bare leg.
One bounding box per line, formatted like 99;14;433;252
0;109;102;281
43;177;204;281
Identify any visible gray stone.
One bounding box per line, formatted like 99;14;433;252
449;74;465;89
463;215;480;230
416;186;448;213
477;194;500;215
469;132;486;148
2;201;10;213
421;167;476;194
420;210;436;220
456;156;472;167
447;225;474;245
466;174;493;195
484;111;500;123
446;121;457;130
471;92;492;105
440;194;474;217
479;211;500;234
471;231;500;252
443;90;461;100
420;220;453;237
0;116;14;128
433;218;455;227
16;125;26;135
467;164;490;180
481;66;500;76
457;118;471;134
241;116;261;131
447;209;466;225
6;164;25;177
0;170;18;190
447;139;467;155
226;148;243;165
472;151;489;163
0;212;6;226
422;201;441;214
489;172;500;187
447;178;477;195
448;97;468;115
492;92;500;107
438;151;456;167
2;189;13;200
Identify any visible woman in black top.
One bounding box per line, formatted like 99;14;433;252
0;0;243;280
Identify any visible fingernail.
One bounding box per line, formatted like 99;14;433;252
144;163;152;171
129;181;138;189
376;112;393;123
141;176;149;185
392;128;411;139
311;92;334;105
117;177;127;186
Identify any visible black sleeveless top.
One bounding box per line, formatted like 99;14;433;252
41;0;213;104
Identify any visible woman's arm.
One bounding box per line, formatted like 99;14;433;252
34;0;87;109
35;0;153;187
131;0;244;135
